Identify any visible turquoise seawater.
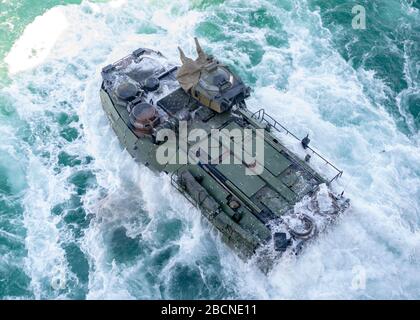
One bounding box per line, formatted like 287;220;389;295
0;0;419;299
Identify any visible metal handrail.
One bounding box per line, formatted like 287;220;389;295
251;109;343;183
170;168;222;221
171;168;211;209
170;170;195;205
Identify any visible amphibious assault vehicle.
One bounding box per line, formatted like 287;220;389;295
100;39;349;269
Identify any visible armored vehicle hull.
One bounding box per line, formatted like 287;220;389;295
100;44;349;270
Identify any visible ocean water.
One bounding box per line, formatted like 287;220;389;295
0;0;419;299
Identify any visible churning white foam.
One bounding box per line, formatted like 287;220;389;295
5;7;69;75
3;0;419;299
21;155;71;298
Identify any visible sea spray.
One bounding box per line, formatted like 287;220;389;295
0;0;418;299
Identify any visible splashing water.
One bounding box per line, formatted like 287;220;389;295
0;0;419;299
